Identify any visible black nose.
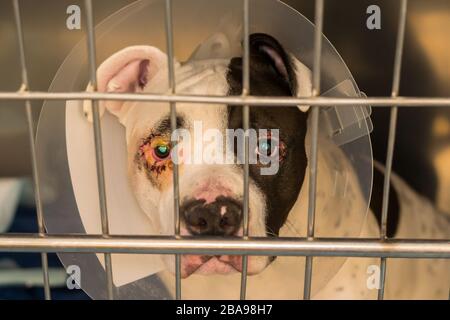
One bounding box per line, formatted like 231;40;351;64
181;196;243;236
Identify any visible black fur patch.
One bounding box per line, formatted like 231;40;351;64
369;166;400;237
226;33;308;236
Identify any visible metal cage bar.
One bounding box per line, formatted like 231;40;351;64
11;0;51;301
164;0;182;300
84;0;114;300
378;0;408;300
1;92;449;106
0;235;448;258
240;0;250;300
303;0;324;300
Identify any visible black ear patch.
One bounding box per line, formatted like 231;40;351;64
249;33;298;95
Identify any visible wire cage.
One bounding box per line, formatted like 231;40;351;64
0;0;449;300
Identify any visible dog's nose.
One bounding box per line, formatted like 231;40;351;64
182;196;242;236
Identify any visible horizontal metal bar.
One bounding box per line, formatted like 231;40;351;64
0;235;448;258
0;268;67;287
0;91;449;107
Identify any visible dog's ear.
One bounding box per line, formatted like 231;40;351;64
249;33;311;112
83;45;168;122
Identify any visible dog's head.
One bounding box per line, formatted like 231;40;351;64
90;33;311;278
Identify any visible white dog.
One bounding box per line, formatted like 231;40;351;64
84;33;449;299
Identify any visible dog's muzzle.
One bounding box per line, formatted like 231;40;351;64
178;195;246;277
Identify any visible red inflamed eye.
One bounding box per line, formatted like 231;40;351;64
152;144;171;161
256;137;279;158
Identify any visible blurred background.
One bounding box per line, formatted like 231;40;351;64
0;0;448;299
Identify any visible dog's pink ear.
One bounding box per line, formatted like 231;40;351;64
84;46;167;121
97;45;168;116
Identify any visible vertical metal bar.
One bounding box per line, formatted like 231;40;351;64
311;0;324;98
378;0;408;300
303;0;324;300
12;0;51;300
242;0;250;97
240;0;250;300
84;0;114;300
164;0;181;300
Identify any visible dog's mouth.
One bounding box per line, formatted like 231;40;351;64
181;254;246;278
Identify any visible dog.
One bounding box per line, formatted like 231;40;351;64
83;33;449;299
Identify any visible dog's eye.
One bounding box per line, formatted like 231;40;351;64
256;137;278;157
255;136;286;163
153;144;171;161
